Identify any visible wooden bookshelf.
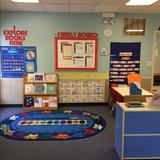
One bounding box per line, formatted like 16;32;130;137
23;73;58;111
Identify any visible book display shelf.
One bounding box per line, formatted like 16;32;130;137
59;73;107;103
23;73;58;110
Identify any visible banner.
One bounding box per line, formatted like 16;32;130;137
109;42;141;85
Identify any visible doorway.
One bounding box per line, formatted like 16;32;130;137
152;31;160;93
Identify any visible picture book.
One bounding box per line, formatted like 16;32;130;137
34;97;43;107
35;84;46;93
24;97;34;107
48;97;57;107
45;74;57;82
27;73;34;82
34;73;44;82
43;98;49;107
46;84;56;94
25;84;34;94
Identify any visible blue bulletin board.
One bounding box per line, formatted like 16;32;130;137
0;46;37;78
109;42;141;86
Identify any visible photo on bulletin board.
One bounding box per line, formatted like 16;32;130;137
55;37;97;70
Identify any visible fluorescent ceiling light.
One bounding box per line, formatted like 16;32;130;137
126;0;158;5
11;0;39;3
125;29;144;32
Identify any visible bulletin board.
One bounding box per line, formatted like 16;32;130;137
109;42;141;85
55;37;97;70
0;46;37;78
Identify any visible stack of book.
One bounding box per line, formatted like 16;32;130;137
126;102;144;108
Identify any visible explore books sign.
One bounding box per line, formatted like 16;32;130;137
3;25;28;46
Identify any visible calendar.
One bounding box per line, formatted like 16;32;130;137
0;46;37;78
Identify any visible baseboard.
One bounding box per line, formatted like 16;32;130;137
0;104;23;107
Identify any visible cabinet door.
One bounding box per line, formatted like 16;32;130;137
125;112;160;134
124;136;160;158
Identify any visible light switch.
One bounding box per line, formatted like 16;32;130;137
101;48;107;56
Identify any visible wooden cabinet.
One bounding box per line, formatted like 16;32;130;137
23;73;58;110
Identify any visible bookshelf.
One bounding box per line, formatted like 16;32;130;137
23;73;58;110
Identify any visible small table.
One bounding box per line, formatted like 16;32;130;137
112;86;153;102
110;86;153;114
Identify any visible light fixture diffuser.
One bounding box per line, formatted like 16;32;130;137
126;0;158;5
11;0;39;3
125;29;144;32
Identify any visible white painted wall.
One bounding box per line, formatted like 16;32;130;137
0;78;23;104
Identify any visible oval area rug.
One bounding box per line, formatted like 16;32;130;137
0;110;106;140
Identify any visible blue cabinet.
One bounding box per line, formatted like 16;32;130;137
115;103;160;159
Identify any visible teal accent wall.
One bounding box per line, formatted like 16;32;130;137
0;11;160;76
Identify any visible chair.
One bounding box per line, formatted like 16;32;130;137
108;84;118;104
108;84;119;115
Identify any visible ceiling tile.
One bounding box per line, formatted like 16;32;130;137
0;0;160;13
70;0;97;5
98;0;128;5
152;0;160;6
43;4;69;12
117;6;147;13
70;4;95;12
40;0;69;4
15;3;44;11
94;5;122;12
0;2;19;11
140;5;160;13
0;0;12;3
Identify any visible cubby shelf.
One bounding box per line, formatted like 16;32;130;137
23;73;58;110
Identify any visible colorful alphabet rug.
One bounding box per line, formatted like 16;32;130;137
0;110;106;140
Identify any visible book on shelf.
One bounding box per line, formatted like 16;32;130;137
43;98;49;107
48;97;57;107
24;97;34;107
34;73;44;82
34;97;43;107
46;84;57;94
35;84;46;93
25;84;34;94
45;73;57;82
27;73;35;82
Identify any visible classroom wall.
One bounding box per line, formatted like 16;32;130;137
0;11;160;76
0;11;160;104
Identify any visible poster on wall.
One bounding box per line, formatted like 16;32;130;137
55;32;98;70
0;46;37;78
109;42;141;86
